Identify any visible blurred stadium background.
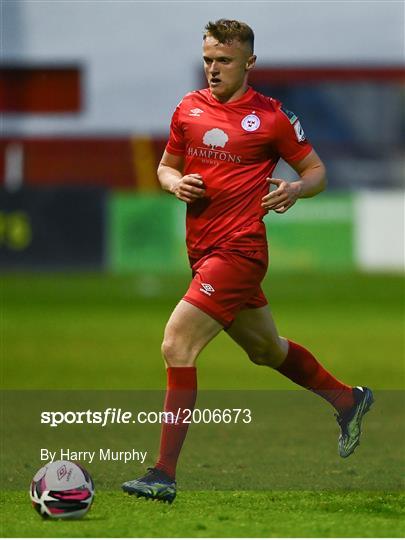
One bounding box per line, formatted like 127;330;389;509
1;1;404;391
1;0;404;274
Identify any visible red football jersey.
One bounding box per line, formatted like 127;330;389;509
166;86;313;259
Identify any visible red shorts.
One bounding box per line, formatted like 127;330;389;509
183;249;268;328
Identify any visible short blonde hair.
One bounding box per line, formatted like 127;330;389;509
203;19;254;53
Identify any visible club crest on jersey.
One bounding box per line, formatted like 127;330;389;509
189;108;204;117
241;114;260;132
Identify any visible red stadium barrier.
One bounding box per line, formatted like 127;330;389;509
0;66;82;113
0;137;168;190
249;66;405;85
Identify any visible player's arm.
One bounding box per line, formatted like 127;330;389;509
261;150;326;214
158;150;206;204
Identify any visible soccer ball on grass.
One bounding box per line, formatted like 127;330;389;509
30;460;94;519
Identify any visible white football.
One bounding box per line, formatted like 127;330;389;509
30;460;94;519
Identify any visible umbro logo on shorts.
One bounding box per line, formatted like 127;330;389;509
199;283;215;296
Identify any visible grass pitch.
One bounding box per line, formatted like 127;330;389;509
3;271;403;390
3;491;405;538
1;271;404;537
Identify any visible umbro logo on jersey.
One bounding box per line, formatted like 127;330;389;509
189;108;204;117
200;283;215;296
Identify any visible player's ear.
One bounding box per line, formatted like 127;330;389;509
246;55;256;71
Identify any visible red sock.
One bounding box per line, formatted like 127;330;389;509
155;367;197;479
277;340;354;414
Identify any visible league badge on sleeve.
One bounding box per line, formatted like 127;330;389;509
280;106;306;142
280;106;298;125
293;120;306;142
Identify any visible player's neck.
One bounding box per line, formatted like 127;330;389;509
211;83;250;104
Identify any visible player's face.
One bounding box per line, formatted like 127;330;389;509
203;35;256;102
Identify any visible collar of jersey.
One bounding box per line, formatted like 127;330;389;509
206;86;254;106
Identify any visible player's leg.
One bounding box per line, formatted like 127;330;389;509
227;304;354;410
122;300;223;502
227;304;374;457
155;300;222;477
225;304;288;368
161;299;223;367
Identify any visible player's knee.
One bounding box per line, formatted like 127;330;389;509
248;341;286;368
161;338;196;367
249;350;274;367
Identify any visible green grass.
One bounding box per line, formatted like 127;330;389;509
1;271;404;537
2;271;404;389
2;491;405;538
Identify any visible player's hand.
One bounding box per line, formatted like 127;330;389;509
171;173;206;204
261;178;302;214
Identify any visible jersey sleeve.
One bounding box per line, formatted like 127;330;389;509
273;105;313;163
165;104;186;156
